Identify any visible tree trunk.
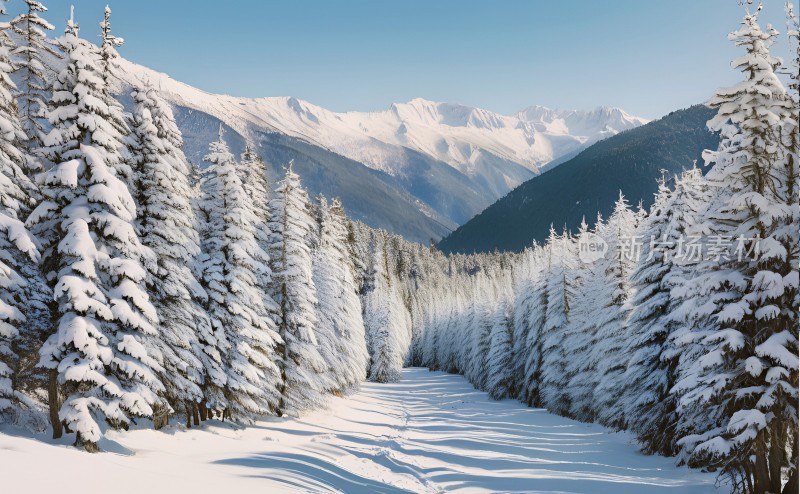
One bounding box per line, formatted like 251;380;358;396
153;402;168;430
185;402;192;429
782;468;798;494
767;420;783;494
784;422;800;494
192;404;200;426
199;400;208;421
47;368;62;439
76;432;99;453
752;434;769;494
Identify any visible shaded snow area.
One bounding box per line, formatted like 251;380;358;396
1;369;718;494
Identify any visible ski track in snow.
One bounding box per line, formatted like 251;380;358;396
1;368;719;494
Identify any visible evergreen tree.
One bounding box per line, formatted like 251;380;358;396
505;248;528;399
419;285;442;370
464;274;492;389
672;9;798;492
515;245;547;405
538;228;579;416
130;85;219;425
591;192;637;428
310;194;346;394
238;145;275;286
0;5;48;425
270;162;327;415
486;299;514;400
199;127;282;420
9;0;55;163
96;5;133;186
0;213;41;425
621;169;708;454
312;196;368;392
30;15;164;451
565;216;605;422
364;233;411;383
784;15;800;490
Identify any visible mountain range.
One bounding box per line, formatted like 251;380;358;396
113;58;648;242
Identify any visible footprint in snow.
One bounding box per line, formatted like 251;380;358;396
311;433;335;442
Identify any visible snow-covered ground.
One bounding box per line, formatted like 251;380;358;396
1;368;718;494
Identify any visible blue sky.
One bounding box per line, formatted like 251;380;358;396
9;0;794;119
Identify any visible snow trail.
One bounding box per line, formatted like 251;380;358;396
1;368;718;493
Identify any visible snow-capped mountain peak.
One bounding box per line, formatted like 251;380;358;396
517;105;646;137
116;56;648;181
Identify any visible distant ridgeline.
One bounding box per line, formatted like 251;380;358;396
438;105;719;254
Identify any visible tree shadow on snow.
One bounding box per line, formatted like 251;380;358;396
213;452;418;494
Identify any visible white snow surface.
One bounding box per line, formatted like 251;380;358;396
116;58;649;178
0;368;717;494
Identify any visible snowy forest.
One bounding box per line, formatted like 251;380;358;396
0;1;798;494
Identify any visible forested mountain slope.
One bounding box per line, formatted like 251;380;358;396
438;105;719;253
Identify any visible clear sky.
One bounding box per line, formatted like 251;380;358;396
8;0;795;119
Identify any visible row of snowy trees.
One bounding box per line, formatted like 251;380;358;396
397;6;798;494
0;2;419;451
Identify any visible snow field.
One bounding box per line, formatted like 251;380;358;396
1;368;719;494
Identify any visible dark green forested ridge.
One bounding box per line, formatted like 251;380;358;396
438;104;719;254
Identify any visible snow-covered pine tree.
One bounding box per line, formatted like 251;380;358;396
95;5;133;187
308;195;339;394
515;244;547;405
312;196;368;393
9;0;55;164
98;5;123;79
419;283;442;370
505;246;529;399
270;161;328;415
464;274;492;389
621;172;692;454
787;3;799;100
29;15;165;451
237;145;283;395
536;228;578;415
625;166;710;455
486;292;514;400
0;213;41;425
406;246;435;367
486;299;514;399
360;230;380;356
591;192;637;428
364;232;411;383
130;85;221;426
0;5;49;426
565;215;604;422
786;3;799;209
199;127;282;420
782;11;800;489
409;280;435;367
238;145;275;288
620;176;674;445
672;8;798;492
437;283;463;374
